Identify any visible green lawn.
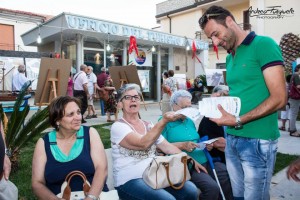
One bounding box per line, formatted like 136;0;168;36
10;123;299;199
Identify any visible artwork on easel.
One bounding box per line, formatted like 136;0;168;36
108;65;147;110
108;65;142;91
34;57;72;106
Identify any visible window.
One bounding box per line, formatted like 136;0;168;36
0;24;14;50
216;63;226;69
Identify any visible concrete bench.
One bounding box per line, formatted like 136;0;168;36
105;148;115;191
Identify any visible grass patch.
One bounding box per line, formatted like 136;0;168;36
9;124;298;199
273;152;299;175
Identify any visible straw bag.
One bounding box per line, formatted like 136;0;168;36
56;170;119;200
142;152;191;190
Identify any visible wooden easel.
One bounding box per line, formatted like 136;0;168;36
36;69;60;107
119;71;147;110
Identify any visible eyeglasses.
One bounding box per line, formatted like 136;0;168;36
175;103;192;110
199;13;222;27
120;95;141;101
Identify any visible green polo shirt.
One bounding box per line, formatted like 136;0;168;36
161;118;207;164
226;32;284;140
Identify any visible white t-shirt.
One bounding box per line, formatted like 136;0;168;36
110;120;164;187
87;72;97;94
73;71;88;91
12;72;28;91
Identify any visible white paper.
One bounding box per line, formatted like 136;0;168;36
175;107;201;121
198;96;241;118
202;138;219;144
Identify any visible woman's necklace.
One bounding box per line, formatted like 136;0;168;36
122;117;146;135
56;132;77;144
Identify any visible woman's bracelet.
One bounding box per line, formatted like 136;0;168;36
86;194;98;200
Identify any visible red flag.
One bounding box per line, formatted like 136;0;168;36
213;44;219;60
192;40;201;63
128;36;139;57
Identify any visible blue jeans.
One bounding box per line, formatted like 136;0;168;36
116;178;198;200
100;100;105;116
225;134;278;200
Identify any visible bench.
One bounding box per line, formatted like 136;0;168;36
105;148;115;191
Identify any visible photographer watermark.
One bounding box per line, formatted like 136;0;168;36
248;6;294;19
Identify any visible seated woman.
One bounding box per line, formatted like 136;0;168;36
198;85;229;164
161;90;233;200
32;96;108;200
110;83;199;200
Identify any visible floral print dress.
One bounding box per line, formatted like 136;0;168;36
103;79;117;113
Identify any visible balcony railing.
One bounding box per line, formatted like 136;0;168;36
0;43;25;51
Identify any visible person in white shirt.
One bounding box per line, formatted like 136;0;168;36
73;64;89;123
12;65;30;92
110;83;199;200
86;66;100;119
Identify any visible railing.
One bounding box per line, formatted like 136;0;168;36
0;43;25;51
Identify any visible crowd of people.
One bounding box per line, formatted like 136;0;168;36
3;5;300;200
68;65;118;123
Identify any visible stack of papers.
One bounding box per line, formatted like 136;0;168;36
175;107;201;121
198;97;241;118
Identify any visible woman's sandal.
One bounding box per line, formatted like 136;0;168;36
290;130;300;137
279;126;286;131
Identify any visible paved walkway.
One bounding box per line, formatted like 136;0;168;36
28;99;300;199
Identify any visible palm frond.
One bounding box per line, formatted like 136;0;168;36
6;105;29;147
12;107;50;149
5;81;31;145
15;119;51;153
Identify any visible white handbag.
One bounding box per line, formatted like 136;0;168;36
56;170;119;200
0;177;18;200
142;152;191;190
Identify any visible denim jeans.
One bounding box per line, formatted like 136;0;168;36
115;178;198;200
225;134;278;200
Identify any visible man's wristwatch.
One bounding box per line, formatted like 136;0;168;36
5;148;11;157
235;116;243;130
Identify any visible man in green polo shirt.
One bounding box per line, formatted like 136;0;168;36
199;6;286;200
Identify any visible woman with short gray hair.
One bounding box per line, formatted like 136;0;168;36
170;90;192;109
110;84;198;200
162;90;233;200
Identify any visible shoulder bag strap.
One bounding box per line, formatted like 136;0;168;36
62;171;91;200
163;155;188;190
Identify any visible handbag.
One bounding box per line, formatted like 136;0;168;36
289;77;300;100
56;170;119;200
142;152;191;190
0;177;18;200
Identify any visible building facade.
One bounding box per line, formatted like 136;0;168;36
21;12;209;101
156;0;300;70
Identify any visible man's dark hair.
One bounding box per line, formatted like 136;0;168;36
199;6;235;30
168;70;174;77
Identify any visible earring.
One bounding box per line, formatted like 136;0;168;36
56;122;60;129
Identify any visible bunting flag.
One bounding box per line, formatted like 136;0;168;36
128;36;139;57
192;40;201;63
213;44;219;60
